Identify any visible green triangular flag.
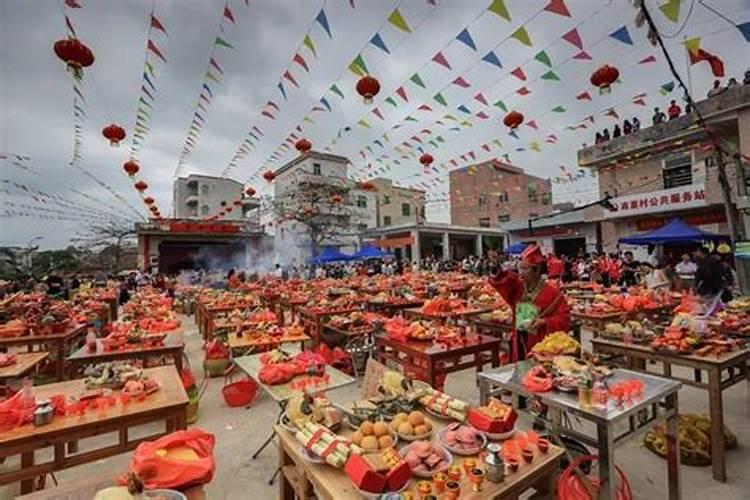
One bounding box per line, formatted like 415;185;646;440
659;0;681;23
428;140;438;148
436;135;445;143
541;70;560;81
139;97;153;109
488;0;511;21
443;114;456;121
330;84;344;99
382;133;389;142
303;116;315;124
215;36;234;48
388;8;411;33
405;115;417;122
492;139;503;148
410;73;426;89
137;107;150;117
348;54;368;77
303;35;317;57
385;96;397;107
358;118;370;128
551;105;566;112
145;61;155;77
534;50;552;67
206;71;221;83
460;120;473;127
493;100;507;112
510;26;531;47
433;92;447;106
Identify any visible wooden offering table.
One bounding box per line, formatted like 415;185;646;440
0;353;49;383
366;299;424;317
375;332;501;389
571;311;626;336
227;329;309;356
0;324;87;381
403;306;492;325
275;422;563;500
592;337;750;483
0;365;188;495
298;307;360;345
66;334;185;377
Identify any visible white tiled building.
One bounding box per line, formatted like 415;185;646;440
173;174;258;223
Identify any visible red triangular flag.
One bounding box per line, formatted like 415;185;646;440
396;86;408;102
372;108;384;120
417;104;432;111
65;0;82;8
605;108;619;120
638;54;656;64
147;39;167;62
150;15;167;34
481;143;491;152
210;57;223;74
261;110;275;119
562;28;583;50
510;67;526;81
223;6;235;23
452;76;470;88
474;93;488;106
475;111;490;119
689;48;725;77
432;51;452;70
283;70;299;87
516;86;530;95
293;53;309;72
468;151;476;160
633;98;646;106
585;115;595;123
544;0;571;17
573;50;592;60
526;120;538;130
576;91;591;101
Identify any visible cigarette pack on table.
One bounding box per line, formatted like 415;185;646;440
344;448;411;494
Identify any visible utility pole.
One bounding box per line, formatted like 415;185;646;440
716;149;749;293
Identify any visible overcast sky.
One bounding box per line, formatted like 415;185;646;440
1;0;748;249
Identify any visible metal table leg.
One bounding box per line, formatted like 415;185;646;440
252;406;284;459
596;423;617;500
665;392;681;500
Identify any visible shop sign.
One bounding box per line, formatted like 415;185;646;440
605;184;706;218
168;222;240;234
736;241;750;261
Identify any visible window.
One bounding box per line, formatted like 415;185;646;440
498;191;509;203
529;212;539;218
201;205;209;215
313;163;322;175
479;217;490;227
478;194;487;206
663;154;692;188
541;192;552;205
498;214;510;223
356;195;367;208
401;203;411;216
201;184;209;195
383;216;392;226
357;223;368;231
527;187;538;203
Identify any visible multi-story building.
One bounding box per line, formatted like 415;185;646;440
173;174;259;222
272;151;376;261
449;161;553;227
578;85;749;257
368;177;425;227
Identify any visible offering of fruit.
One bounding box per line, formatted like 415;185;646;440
351;420;396;451
530;331;580;358
650;326;702;353
391;411;432;440
439;423;486;455
400;440;452;477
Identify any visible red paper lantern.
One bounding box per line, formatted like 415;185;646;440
503;111;524;130
358;181;376;191
53;37;94;79
590;65;619;93
245;187;256;196
263;170;276;182
122;160;140;177
356;75;381;104
102;124;126;147
419;153;434;167
220;201;227;207
134;180;148;192
331;194;344;204
233;200;242;207
295;138;312;153
143;196;154;205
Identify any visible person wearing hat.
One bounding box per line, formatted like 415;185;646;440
488;245;571;361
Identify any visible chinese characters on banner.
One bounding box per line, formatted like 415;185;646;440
605;184;707;219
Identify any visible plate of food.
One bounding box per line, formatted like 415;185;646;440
438;423;487;456
400;441;452;478
350;420;397;452
391;411;433;441
299;446;325;464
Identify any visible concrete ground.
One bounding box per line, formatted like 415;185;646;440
1;315;748;499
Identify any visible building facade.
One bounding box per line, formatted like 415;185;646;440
449;160;553;227
173;174;252;221
368;177;426;227
272;151;376;261
578;84;750;258
501;210;598;257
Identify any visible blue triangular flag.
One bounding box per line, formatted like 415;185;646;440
456;28;477;50
661;81;675;93
202;83;213;98
143;72;156;91
370;33;390;53
508;129;519;139
457;105;472;114
481;51;502;68
316;9;332;38
277;82;287;100
319;97;331;111
609;26;633;45
374;140;383;148
195;112;205;123
737;22;750;42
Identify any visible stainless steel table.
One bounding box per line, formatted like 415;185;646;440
478;361;682;500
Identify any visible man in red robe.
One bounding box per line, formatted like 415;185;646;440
488;245;571;361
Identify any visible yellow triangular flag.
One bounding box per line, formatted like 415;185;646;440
487;0;511;21
388;8;411;33
510;26;532;47
659;0;681;23
358;118;370;128
529;141;541;152
682;36;700;55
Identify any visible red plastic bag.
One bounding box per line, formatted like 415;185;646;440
258;362;301;385
120;428;216;490
204;339;229;360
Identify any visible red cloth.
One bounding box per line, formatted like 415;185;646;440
667;104;681;119
547;256;564;278
521;245;546;266
689;48;725;77
488;272;571;361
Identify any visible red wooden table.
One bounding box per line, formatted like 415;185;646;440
375;332;501;388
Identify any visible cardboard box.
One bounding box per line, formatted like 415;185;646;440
344;452;411;494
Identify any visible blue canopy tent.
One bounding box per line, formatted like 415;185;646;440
351;245;392;260
506;242;528;255
619;218;725;245
309;246;352;264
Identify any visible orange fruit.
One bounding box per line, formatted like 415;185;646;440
407;411;424;427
